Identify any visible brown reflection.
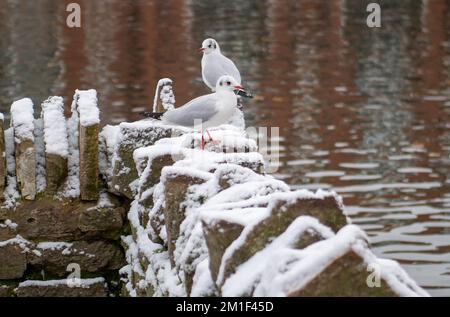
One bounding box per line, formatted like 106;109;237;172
252;0;300;167
56;0;197;123
58;0;88;116
303;0;360;178
409;0;450;202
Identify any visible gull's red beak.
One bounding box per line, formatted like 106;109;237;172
234;85;244;91
198;47;205;53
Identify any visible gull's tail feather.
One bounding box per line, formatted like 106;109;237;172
140;112;164;119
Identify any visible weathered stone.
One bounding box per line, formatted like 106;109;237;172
16;278;108;297
150;78;175;114
137;154;176;235
149;207;165;245
163;174;206;266
41;96;69;195
0;241;27;279
15;139;36;200
0;220;17;240
79;124;99;200
0;283;16;297
78;206;124;236
202;219;244;284
214;164;264;190
0;116;6;197
11;98;36;200
219;194;347;285
273;195;348;232
288;251;398;297
45;153;68;194
8;198;124;241
292;228;325;249
139;154;174;208
98;125;120;187
28;240;125;277
110;122;178;199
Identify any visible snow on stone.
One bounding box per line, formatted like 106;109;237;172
127;132;282;296
201;207;270;228
75;89;99;127
222;224;428;297
10;98;35;143
19;277;105;288
99;124;120;186
191;259;217;297
153;78;175;112
126;126;279;296
94;191;116;209
119;235;139;297
125;199;186;297
213;189;345;286
266;189;346;214
41;96;69;158
115;119;427;297
36;241;73;251
172;127;256;153
212;163;267;187
60;93;80;198
0;219;18;230
204;180;289;206
221;216;335;296
2;128;20;208
0;235;30;250
34;118;46;193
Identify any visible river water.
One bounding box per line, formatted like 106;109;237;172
0;0;449;296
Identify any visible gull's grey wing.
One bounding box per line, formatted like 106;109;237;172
162;93;219;127
220;55;241;84
203;54;241;90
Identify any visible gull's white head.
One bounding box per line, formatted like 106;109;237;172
199;38;220;54
215;75;244;94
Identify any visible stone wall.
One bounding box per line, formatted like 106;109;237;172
117;128;428;297
0;92;130;297
0;87;429;297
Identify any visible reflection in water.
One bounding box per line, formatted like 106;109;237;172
0;0;450;296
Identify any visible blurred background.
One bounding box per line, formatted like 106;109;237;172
0;0;449;296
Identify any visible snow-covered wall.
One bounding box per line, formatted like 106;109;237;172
0;89;428;297
112;123;428;297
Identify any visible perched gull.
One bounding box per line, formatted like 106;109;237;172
200;38;252;100
200;38;241;91
143;75;245;149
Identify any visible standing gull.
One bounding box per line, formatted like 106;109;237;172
200;38;241;91
143;75;245;149
200;38;251;99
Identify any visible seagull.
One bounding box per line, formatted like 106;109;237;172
200;38;252;100
142;75;245;150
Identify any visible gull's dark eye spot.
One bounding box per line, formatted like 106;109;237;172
208;44;212;48
227;81;231;85
220;82;223;86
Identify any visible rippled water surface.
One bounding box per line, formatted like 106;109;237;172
1;0;449;296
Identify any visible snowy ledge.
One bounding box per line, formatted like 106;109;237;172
41;96;69;158
10;98;35;143
114;119;428;297
18;277;105;288
75;89;99;127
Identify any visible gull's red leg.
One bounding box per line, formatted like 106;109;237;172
206;129;220;145
201;133;205;150
206;129;214;142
